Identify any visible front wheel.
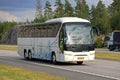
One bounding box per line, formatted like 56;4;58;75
52;54;57;64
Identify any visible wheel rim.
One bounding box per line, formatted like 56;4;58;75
28;52;32;60
52;55;56;64
24;52;27;58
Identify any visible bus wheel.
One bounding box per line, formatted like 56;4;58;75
77;61;83;65
24;52;28;60
28;51;32;60
52;54;57;64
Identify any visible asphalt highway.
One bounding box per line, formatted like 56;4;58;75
0;50;120;80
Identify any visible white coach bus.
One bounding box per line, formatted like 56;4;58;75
17;17;99;64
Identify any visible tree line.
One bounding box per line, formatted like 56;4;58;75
34;0;120;35
0;0;120;42
0;21;17;42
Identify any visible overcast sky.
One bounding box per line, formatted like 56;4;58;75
0;0;113;22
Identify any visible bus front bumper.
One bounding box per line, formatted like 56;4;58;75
63;51;95;62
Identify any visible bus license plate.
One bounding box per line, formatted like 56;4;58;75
78;57;84;60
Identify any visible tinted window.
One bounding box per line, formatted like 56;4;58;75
18;23;61;38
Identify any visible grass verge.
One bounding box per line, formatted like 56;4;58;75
0;64;67;80
0;45;17;51
95;52;120;61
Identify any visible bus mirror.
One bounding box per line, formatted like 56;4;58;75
93;27;100;36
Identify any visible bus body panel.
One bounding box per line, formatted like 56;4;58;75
18;37;60;60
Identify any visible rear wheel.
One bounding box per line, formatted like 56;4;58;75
77;61;83;65
24;51;28;60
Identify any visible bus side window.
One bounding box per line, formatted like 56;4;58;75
18;27;23;37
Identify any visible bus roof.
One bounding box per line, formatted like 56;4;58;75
45;17;90;23
17;17;90;27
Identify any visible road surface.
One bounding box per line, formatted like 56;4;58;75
0;50;120;80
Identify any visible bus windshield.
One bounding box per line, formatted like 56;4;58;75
64;22;94;45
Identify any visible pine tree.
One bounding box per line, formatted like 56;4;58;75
54;0;64;18
44;0;53;19
36;0;42;19
64;0;74;17
90;5;95;21
33;16;46;23
75;0;89;19
109;0;120;30
81;0;89;19
91;0;110;34
75;0;82;17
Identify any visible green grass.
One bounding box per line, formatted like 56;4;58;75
0;64;67;80
95;52;120;61
0;45;17;51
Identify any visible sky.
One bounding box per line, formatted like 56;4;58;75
0;0;113;22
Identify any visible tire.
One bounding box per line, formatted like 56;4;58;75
109;45;116;51
24;51;28;60
118;46;120;51
77;61;83;65
109;45;113;51
28;51;32;60
52;54;57;64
